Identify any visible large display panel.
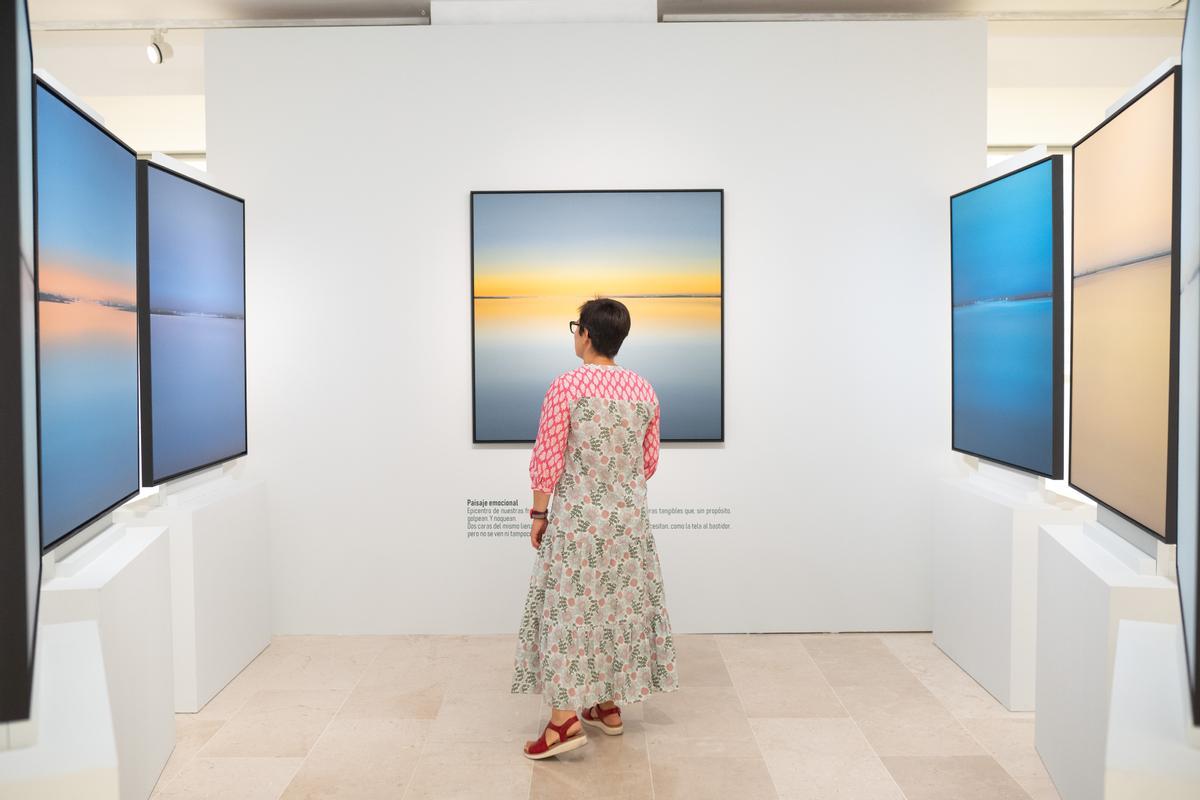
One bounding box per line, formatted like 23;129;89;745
1071;68;1181;542
0;0;41;724
950;156;1064;478
471;189;724;443
1178;0;1200;730
35;79;139;552
139;161;247;485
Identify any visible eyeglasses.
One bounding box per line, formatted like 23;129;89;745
569;320;584;335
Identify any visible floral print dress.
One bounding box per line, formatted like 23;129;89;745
512;364;679;709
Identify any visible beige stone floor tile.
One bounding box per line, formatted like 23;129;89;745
429;688;543;743
279;718;428;799
649;746;778;800
718;633;844;710
725;649;847;719
963;717;1052;783
356;653;453;690
834;683;984;758
804;635;925;690
640;686;755;743
190;661;271;722
881;755;1032;800
530;728;653;799
230;637;385;693
154;756;303;800
881;634;1012;719
199;689;347;758
337;682;445;721
1019;775;1064;800
156;716;227;788
404;740;533;800
750;718;904;800
649;736;764;759
673;634;733;687
717;633;812;665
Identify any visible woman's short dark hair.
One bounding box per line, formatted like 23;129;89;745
578;298;631;358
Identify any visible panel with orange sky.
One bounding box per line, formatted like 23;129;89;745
1071;71;1177;539
35;82;138;551
472;190;723;442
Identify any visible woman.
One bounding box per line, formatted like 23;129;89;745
511;297;679;759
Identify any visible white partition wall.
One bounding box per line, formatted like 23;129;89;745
39;526;174;800
933;473;1094;710
1035;524;1180;800
114;470;270;713
205;20;986;634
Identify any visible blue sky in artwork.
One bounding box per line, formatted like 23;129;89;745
952;160;1054;306
147;165;245;317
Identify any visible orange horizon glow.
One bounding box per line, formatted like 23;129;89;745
474;266;720;298
39;258;135;306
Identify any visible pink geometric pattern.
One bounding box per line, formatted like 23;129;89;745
530;365;660;493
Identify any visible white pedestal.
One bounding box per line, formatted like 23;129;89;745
115;471;270;713
0;621;119;800
933;474;1093;710
1104;621;1200;798
1035;523;1180;800
40;525;173;800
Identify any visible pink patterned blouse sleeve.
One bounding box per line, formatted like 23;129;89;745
643;392;661;481
529;376;573;493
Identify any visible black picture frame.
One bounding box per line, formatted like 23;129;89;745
0;0;41;724
138;159;248;487
948;154;1065;479
1068;66;1183;544
469;188;725;445
34;76;141;554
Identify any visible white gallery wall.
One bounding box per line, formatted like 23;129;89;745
205;20;985;635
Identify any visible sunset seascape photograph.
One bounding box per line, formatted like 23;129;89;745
471;189;723;442
35;83;139;549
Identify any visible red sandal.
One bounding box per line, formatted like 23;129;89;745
523;713;588;760
581;703;623;735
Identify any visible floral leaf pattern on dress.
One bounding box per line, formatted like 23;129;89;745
514;366;678;709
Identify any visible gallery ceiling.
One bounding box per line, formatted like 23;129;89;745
28;0;1187;29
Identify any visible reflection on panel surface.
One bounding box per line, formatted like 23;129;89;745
951;157;1061;477
142;163;247;484
1177;0;1200;727
35;82;138;551
472;190;723;442
1071;70;1178;540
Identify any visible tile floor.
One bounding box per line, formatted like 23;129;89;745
149;633;1060;800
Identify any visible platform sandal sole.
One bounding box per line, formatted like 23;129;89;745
580;716;623;735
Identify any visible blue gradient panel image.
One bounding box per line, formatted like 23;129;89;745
143;162;246;483
473;190;723;442
35;83;139;550
951;157;1062;477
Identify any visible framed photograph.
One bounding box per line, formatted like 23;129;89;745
471;189;724;443
1070;67;1181;542
950;155;1064;479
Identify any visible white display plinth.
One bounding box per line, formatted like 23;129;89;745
1104;621;1200;798
115;468;270;713
40;525;173;800
933;471;1093;711
1035;523;1180;800
0;622;119;800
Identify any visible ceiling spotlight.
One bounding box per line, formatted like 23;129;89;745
147;30;173;65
